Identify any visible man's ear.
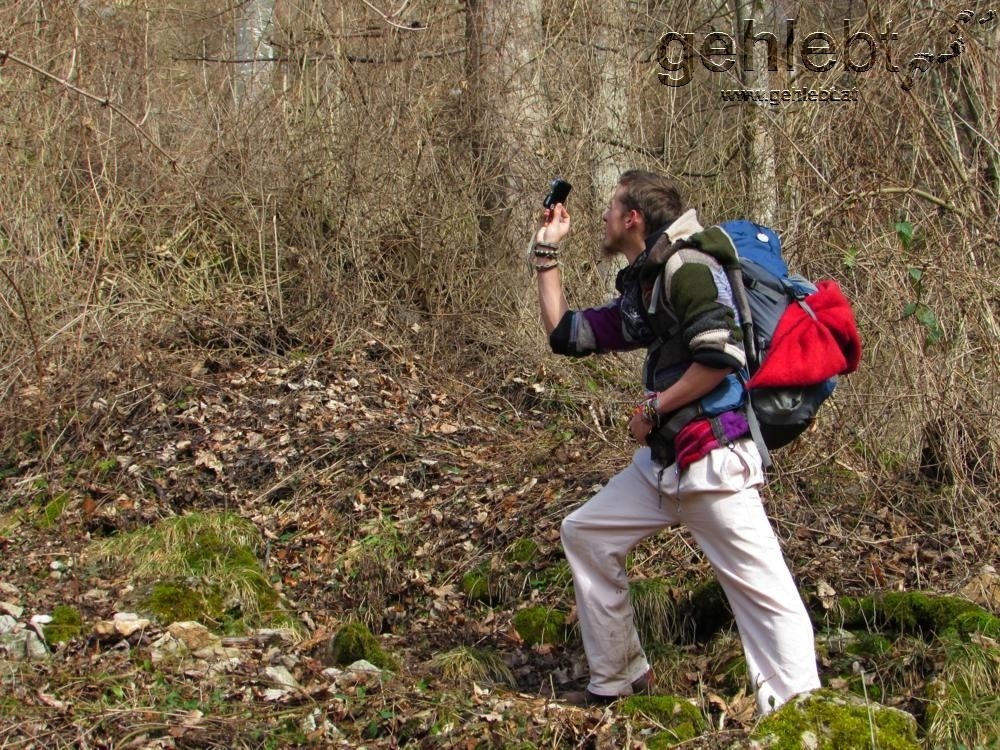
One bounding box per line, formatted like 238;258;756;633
625;209;644;232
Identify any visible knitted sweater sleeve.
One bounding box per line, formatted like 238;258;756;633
664;251;746;370
549;298;643;357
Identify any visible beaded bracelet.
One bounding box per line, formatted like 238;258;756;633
534;240;560;251
533;247;560;259
639;395;660;425
534;260;559;272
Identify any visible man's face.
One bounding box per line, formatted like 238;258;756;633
600;186;633;258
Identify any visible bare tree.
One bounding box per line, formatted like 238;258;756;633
465;0;546;249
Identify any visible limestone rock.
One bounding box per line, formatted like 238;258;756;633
750;689;919;750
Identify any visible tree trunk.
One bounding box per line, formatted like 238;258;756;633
465;0;546;249
737;0;779;225
591;0;629;290
234;0;275;106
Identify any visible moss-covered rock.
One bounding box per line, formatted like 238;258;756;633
513;606;568;646
328;621;399;671
750;689;919;749
140;581;223;626
44;605;84;646
835;591;1000;640
619;695;707;745
86;512;297;634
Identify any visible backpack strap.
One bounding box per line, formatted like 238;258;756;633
735;369;772;469
726;265;773;469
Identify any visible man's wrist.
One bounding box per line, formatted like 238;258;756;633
531;240;561;272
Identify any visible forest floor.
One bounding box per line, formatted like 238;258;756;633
1;336;996;748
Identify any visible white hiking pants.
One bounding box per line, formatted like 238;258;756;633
560;439;820;712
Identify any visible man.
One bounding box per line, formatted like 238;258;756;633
530;170;820;712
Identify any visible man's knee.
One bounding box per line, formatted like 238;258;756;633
560;513;585;550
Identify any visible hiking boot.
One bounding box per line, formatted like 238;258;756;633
560;669;655;706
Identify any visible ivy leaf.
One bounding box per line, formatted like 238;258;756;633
895;221;914;251
903;302;917;317
907;267;923;284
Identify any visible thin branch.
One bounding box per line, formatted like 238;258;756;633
361;0;426;31
173;48;463;65
0;48;199;198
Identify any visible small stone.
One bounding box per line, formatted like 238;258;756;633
25;631;49;660
262;688;289;702
0;602;24;619
93;620;117;636
115;617;151;637
263;665;301;690
30;614;53;626
168;621;216;651
0;615;18;635
347;659;381;674
49;560;67;572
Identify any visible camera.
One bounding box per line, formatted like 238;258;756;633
543;178;572;208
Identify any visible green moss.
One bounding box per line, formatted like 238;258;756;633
44;605;84;646
38;491;71;528
846;632;893;658
751;689;919;750
513;607;568;646
141;581;223;626
836;591;1000;640
461;562;504;604
86;512;296;633
507;538;539;564
619;695;707;744
330;621;399;671
461;569;491;601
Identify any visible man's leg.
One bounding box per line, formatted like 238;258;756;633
670;440;820;712
560;448;678;696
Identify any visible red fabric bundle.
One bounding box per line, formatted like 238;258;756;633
747;280;862;389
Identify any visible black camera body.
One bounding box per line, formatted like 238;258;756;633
543;178;572;208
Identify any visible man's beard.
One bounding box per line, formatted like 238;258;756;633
600;236;618;259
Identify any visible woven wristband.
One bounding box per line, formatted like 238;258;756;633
534;240;560;251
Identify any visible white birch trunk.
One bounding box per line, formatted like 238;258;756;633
593;1;629;290
739;0;778;225
234;0;275;106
